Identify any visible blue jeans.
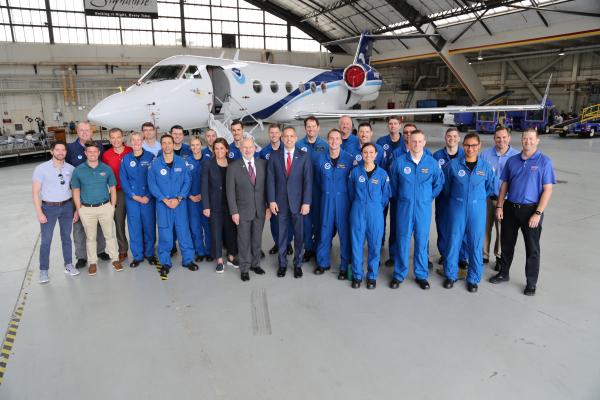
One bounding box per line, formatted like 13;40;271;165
40;201;74;270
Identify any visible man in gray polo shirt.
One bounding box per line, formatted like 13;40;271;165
32;140;80;283
71;141;123;275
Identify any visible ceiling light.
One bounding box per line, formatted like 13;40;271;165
477;51;483;61
558;49;565;56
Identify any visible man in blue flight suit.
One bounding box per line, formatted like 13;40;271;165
267;126;313;279
348;143;391;289
377;116;406;267
297;116;328;263
119;132;159;268
339;115;359;153
66;121;109;268
389;130;444;290
442;133;497;293
345;122;384;166
201;128;216;161
259;123;293;256
314;128;354;278
148;134;198;278
432;127;466;274
227;120;244;161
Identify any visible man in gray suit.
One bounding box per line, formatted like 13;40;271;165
227;137;269;281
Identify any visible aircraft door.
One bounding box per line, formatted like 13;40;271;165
174;65;213;128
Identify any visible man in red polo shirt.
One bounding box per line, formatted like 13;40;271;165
102;127;132;261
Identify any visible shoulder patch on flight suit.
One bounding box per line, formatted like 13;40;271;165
324;163;331;170
301;146;308;152
438;159;445;166
160;168;167;175
358;175;366;183
458;169;466;177
383;144;390;150
403;166;411;174
130;161;136;167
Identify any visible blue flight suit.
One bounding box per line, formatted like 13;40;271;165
147;154;195;267
297;136;329;254
259;143;292;247
201;147;213;161
227;143;242;160
341;134;359;153
314;150;354;271
443;157;497;284
376;135;406;257
345;141;385;167
432;147;466;261
185;156;211;258
349;165;391;281
389;152;444;281
119;150;156;262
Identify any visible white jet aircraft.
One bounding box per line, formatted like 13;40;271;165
88;32;548;133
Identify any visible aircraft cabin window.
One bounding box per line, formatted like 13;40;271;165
253;80;262;93
321;82;327;93
183;65;202;79
310;82;317;93
270;81;279;93
285;81;293;93
141;65;185;83
299;82;305;93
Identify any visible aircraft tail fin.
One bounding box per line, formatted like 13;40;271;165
353;30;374;65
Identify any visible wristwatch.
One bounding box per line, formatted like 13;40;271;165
535;210;543;216
177;196;183;201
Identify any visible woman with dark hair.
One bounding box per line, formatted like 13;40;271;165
348;143;391;289
202;138;238;273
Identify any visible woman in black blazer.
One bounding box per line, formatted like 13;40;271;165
202;138;238;273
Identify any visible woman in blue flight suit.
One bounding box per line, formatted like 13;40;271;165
119;132;159;267
186;137;211;262
314;129;354;279
348;143;391;289
442;133;497;292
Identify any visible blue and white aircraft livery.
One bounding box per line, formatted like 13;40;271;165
88;32;548;131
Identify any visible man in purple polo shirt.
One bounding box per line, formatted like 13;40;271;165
489;128;556;296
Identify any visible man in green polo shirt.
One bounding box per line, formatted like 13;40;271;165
71;141;123;275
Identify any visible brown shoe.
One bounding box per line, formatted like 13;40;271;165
119;252;127;262
112;261;123;272
88;264;97;276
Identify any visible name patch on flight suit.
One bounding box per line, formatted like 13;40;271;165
174;167;183;172
338;164;346;169
476;170;486;176
141;161;150;167
531;165;539;171
421;168;429;174
371;179;379;185
99;172;106;176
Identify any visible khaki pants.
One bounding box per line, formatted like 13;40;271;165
484;198;501;260
78;203;119;264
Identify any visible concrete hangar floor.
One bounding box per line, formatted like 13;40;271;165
0;122;598;399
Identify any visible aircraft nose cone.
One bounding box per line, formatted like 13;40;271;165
88;90;151;131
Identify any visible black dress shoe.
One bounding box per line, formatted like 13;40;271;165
75;258;87;269
524;284;536;296
467;282;478;293
302;252;312;263
97;252;110;261
159;266;170;278
443;278;454;289
195;255;204;262
483;258;489;264
260;250;265;259
251;266;265;275
384;258;394;267
277;267;286;277
458;260;469;269
416;278;430;290
489;273;510;284
366;279;376;289
268;245;279;255
170;247;177;256
205;256;214;262
129;259;143;268
390;279;401;289
351;279;361;289
184;262;199;271
146;255;160;265
494;257;502;271
286;245;293;255
314;266;325;275
241;272;250;281
294;267;303;278
338;271;346;280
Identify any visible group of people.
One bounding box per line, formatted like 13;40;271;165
32;115;555;295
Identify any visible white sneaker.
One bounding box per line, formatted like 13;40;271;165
64;264;80;276
39;270;50;284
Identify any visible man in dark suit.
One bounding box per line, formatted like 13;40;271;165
226;137;268;281
267;126;313;278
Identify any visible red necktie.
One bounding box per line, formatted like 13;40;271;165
286;152;292;177
248;161;256;185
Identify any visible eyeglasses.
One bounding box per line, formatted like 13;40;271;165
58;173;65;185
463;144;480;148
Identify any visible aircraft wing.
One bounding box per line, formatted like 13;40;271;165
295;103;543;119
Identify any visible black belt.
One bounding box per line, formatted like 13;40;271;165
42;198;72;206
81;200;110;207
506;201;537;208
489;195;498;201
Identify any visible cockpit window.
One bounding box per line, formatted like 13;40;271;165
183;65;202;79
141;65;185;83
